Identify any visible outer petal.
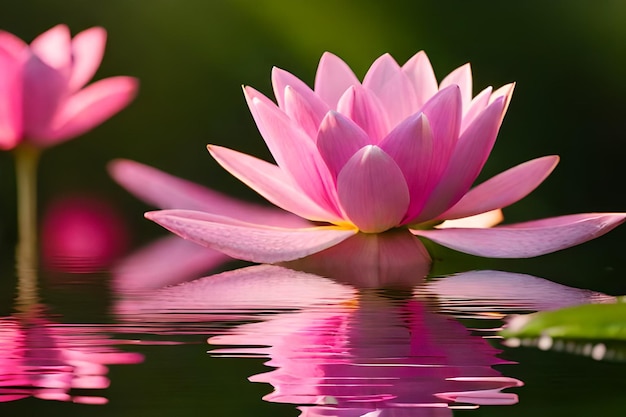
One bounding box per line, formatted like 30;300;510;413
363;53;417;127
337;145;410;233
208;145;341;223
439;156;559;221
69;27;107;91
112;236;231;291
437;209;504;229
378;112;435;222
416;98;505;222
412;213;626;258
0;30;28;58
314;52;360;109
272;67;327;117
0;50;22;149
402;51;438;109
461;86;491;132
316;111;370;180
108;158;310;228
42;76;138;144
244;90;339;214
283;85;327;139
145;209;357;263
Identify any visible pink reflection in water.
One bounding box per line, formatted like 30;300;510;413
210;293;521;416
0;309;143;404
41;195;129;273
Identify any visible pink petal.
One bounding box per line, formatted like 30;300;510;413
69;27;107;91
208;145;342;223
283;229;431;288
437;209;504;229
490;83;515;115
145;209;357;263
0;30;28;58
419;85;462;174
439;63;473;110
363;53;417;127
22;54;68;139
108;158;310;228
417;98;505;222
283;85;327;139
314;52;360;109
439;156;559;221
402;51;438;109
337;145;410;233
461;86;491;132
29;24;72;72
336;85;389;142
378;112;435;222
316;111;370;180
42;76;138;145
0;50;22;149
244;90;339;214
271;67;327;116
412;213;626;258
112;236;231;291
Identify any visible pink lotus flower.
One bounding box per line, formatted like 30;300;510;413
143;51;624;264
0;24;137;149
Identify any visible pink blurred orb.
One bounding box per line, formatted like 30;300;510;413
41;195;129;273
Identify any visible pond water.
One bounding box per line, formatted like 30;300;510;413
1;244;625;417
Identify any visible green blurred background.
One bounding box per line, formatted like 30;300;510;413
1;2;626;416
1;0;626;291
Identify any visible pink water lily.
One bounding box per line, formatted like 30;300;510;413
0;24;137;149
145;51;625;264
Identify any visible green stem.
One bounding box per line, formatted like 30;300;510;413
14;144;41;313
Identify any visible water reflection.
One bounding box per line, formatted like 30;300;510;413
0;307;142;404
210;290;521;415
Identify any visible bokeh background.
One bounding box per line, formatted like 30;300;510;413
1;1;626;286
1;1;626;416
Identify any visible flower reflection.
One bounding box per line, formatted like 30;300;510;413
210;291;521;415
0;307;143;404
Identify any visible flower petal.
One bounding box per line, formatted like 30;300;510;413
0;30;27;58
272;67;327;116
244;89;338;213
337;145;410;233
363;53;417;127
108;158;310;228
208;145;341;223
337;85;389;142
316;111;370;180
29;24;72;72
69;27;107;91
314;52;360;109
439;156;559;221
43;76;138;144
145;209;357;263
112;236;231;291
378;112;435;222
0;50;22;149
437;209;504;229
413;213;626;258
402;51;438;109
461;86;491;132
417;98;505;221
283;85;327;139
439;63;473;110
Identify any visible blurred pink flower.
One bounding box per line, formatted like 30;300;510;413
0;310;142;404
141;51;625;264
0;24;137;150
41;194;129;273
